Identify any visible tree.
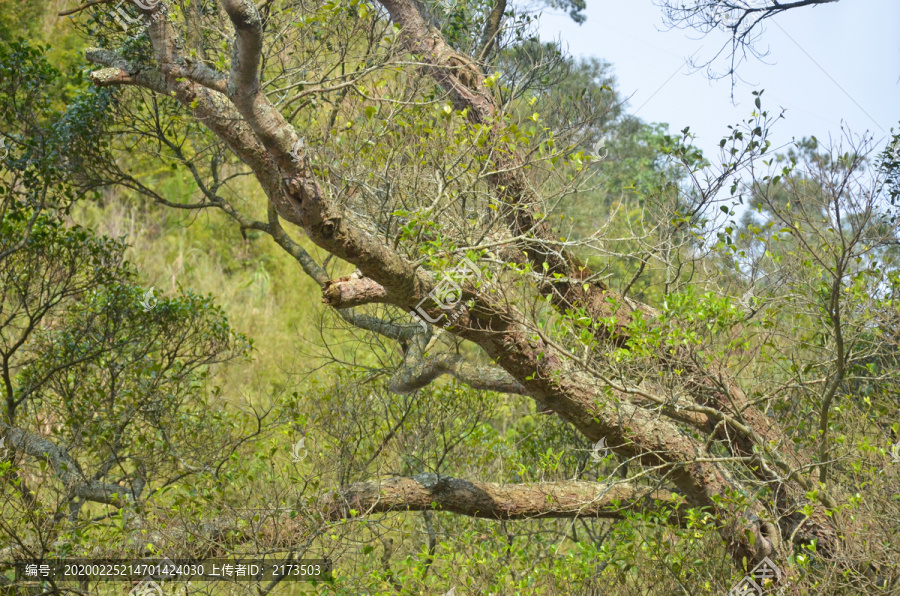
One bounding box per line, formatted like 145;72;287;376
2;0;898;592
0;205;263;571
0;38;272;584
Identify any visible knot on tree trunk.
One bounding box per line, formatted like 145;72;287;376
727;513;781;567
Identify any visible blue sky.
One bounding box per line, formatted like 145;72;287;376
537;0;899;161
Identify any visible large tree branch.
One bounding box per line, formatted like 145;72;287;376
326;474;687;522
1;476;682;561
85;49;168;93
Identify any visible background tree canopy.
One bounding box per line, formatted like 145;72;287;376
0;0;898;594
